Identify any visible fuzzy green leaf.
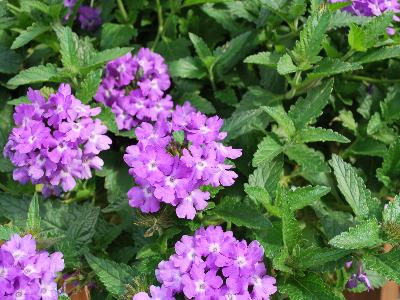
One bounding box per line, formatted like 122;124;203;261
188;32;212;61
245;186;281;217
329;219;382;249
296;127;350;143
26;194;41;233
100;23;136;49
383;195;400;225
53;25;80;71
289;79;333;129
7;64;62;86
84;47;133;69
363;250;400;284
245;51;280;67
0;46;21;74
277;53;298;75
352;46;400;64
11;23;49;49
252;134;282;167
308;58;362;79
287;185;331;210
262;106;296;137
295;246;351;270
0;225;20;241
377;138;400;188
169;57;207;79
76;69;103;104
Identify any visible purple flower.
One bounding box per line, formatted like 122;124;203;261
4;84;112;196
133;285;174;300
78;6;102;32
132;226;277;299
0;234;64;300
346;262;373;291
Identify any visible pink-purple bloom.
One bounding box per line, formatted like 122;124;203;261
329;0;400;34
133;226;277;299
0;234;64;299
123;101;242;219
346;261;372;291
4;84;112;197
94;49;173;131
78;6;102;31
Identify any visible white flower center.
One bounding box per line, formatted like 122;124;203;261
195;280;206;293
209;243;220;253
236;256;247;267
147;160;157;171
200;126;210;134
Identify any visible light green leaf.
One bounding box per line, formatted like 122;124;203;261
245;186;281;217
76;69;103;104
287;185;331;211
329;219;382;249
296;127;350;143
11;23;49;49
363;250;400;284
377;138;400;188
348;23;368;52
53;24;80;71
289;79;333;129
280;190;302;252
329;155;372;218
337;109;358;133
262;106;296;137
244;51;280;67
0;225;20;241
100;23;136;49
308;58;362;79
169;57;207;79
277;53;298;75
97;105;119;134
383;195;400;225
188;32;212;61
26;193;41;233
7;64;62;86
252;134;282;167
85;253;135;296
213;196;272;229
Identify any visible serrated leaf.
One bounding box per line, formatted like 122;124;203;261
295;246;351;270
252;134;282;167
287;185;331;210
0;225;20;241
26;193;41;233
377;138;400;188
277;53;298;75
291;12;331;69
244;51;280;67
280;190;302;252
53;24;80;71
169;57;207;79
337;109;358;133
85;253;135;296
213;196;272;229
97;105;119;134
363;250;400;284
289;79;333;129
11;23;49;49
279;273;346;300
188;32;212;61
245;186;281;217
262;106;296;137
0;46;21;74
76;69;103;104
383;195;400;225
348;23;368;52
352;45;400;64
308;58;362;79
181;92;216;114
380;85;400;124
100;23;136;49
84;47;133;69
329;219;382;249
296;127;350;143
7;64;62;86
329;155;372;218
330;10;370;28
222;108;266;141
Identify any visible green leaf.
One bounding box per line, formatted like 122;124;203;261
280;189;302;252
307;58;362;79
245;186;281;217
291;12;331;69
337;109;358;133
287;185;331;211
85;253;135;296
348;23;368;52
380;85;400;124
352;46;400;64
244;51;280;67
363;250;400;284
76;69;103;104
7;64;62;86
295;246;351;270
97;105;119;134
11;23;49;49
169;57;207;79
213;196;272;229
0;45;21;74
173;130;185;144
214;88;238;106
100;23;136;49
296;127;350;143
0;225;20;241
377;138;400;188
279;273;346;300
262;106;296;137
288;79;333;129
252;134;282;167
329;219;382;249
26;193;41;233
329;154;373;219
53;24;80;71
188;32;212;61
84;47;133;69
181;92;216;114
383;195;400;225
277;53;298;75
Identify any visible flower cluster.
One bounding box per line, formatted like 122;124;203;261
94;48;173;130
329;0;400;34
0;234;64;299
4;84;112;197
63;0;102;31
133;226;277;299
123;102;242;219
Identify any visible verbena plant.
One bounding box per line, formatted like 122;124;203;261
1;0;400;299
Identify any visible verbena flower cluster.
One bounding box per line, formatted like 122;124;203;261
4;84;112;197
94;48;173;130
123;101;242;219
133;226;277;299
63;0;102;31
329;0;400;34
0;234;64;299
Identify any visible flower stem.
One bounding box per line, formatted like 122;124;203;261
117;0;128;22
152;0;164;50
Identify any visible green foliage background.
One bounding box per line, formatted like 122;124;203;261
1;0;400;299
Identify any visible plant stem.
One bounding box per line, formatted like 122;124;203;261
347;75;400;84
117;0;128;22
0;182;9;192
152;0;164;50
